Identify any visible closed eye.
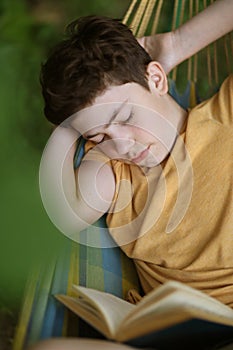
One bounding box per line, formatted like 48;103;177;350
113;111;134;125
84;110;134;143
85;133;106;144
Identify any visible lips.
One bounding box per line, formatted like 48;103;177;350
131;146;150;164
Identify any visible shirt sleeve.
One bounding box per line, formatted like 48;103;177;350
194;74;233;126
84;140;111;164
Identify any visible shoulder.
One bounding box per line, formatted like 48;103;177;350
78;141;116;213
217;74;233;104
221;74;233;88
192;75;233;125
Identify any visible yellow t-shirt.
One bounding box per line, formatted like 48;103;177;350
85;75;233;307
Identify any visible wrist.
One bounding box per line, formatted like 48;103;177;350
155;31;179;75
167;29;183;72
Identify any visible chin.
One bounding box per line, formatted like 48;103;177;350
142;153;169;168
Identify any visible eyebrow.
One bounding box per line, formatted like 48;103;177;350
85;99;128;139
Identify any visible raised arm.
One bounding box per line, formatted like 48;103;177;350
138;0;233;73
39;126;115;237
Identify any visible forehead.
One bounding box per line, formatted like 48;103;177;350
70;101;127;134
96;83;133;103
68;82;162;136
69;83;135;133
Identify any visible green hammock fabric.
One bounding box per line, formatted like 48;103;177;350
13;1;233;349
124;0;233;95
13;236;140;349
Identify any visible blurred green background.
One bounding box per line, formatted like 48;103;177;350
0;0;130;322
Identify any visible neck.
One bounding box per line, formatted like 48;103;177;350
163;93;188;134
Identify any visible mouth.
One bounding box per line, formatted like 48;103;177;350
131;146;150;164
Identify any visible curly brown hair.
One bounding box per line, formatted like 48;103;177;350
40;15;152;125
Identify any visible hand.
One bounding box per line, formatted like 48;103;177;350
138;0;233;75
137;32;178;74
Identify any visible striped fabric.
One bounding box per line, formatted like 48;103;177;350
13;224;140;350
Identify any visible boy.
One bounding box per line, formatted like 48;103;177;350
40;0;233;310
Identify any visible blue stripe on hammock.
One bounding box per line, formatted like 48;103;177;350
40;241;72;338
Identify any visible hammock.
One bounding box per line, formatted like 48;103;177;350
124;0;233;103
13;1;233;349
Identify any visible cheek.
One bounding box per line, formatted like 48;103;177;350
132;126;155;142
97;142;118;158
148;143;168;165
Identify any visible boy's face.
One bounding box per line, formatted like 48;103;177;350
71;63;181;168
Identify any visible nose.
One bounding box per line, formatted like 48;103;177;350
108;125;135;155
111;137;135;155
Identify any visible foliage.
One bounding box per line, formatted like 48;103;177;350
0;1;58;151
0;0;130;312
0;0;130;150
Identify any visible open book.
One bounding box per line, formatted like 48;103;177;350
56;281;233;349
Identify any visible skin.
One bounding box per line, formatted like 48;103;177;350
72;62;186;168
40;62;187;236
138;0;233;74
62;62;186;231
28;338;136;350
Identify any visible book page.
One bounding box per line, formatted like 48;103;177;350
123;281;233;325
116;289;233;341
57;281;233;342
71;285;135;336
55;294;111;337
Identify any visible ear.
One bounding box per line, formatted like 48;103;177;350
146;61;168;95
